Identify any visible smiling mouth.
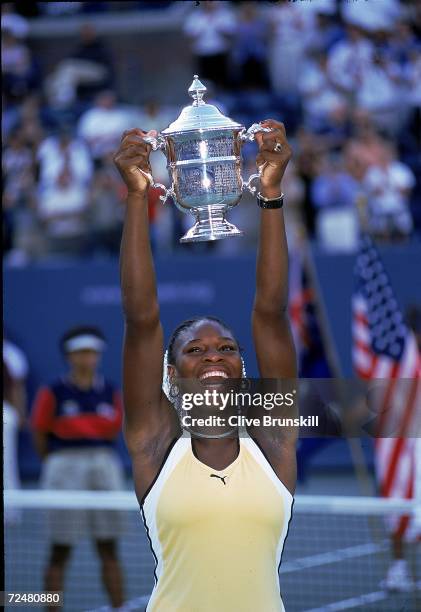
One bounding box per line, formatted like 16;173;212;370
199;371;229;382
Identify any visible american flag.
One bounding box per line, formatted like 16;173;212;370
289;254;329;377
352;234;420;541
289;260;314;355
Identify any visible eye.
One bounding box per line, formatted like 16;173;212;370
186;346;202;353
220;345;236;352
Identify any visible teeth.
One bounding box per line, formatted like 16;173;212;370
200;371;228;380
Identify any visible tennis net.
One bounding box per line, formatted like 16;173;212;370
4;490;420;612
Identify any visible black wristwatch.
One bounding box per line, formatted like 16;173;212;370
257;192;284;209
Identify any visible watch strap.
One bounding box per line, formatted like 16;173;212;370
257;192;284;209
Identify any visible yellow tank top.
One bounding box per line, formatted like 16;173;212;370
141;435;293;612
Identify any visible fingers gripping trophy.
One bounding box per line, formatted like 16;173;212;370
114;76;291;243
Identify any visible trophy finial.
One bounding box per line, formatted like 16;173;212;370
188;75;207;106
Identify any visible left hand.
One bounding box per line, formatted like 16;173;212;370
254;119;292;198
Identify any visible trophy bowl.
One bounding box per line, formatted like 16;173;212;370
143;76;271;243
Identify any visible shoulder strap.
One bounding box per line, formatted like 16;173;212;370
241;436;294;505
141;436;190;507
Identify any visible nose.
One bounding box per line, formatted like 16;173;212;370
203;349;223;362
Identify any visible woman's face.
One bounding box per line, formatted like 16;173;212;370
169;321;243;383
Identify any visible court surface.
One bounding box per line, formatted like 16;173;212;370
5;477;420;612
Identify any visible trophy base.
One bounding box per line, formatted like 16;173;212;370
180;206;243;243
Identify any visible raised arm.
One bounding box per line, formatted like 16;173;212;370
251;120;297;494
114;129;178;456
252;120;297;379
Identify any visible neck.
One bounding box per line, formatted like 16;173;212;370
70;370;95;390
191;434;240;454
191;433;239;447
191;435;240;469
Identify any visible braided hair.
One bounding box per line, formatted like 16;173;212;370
167;316;238;364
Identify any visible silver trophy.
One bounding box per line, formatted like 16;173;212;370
142;75;271;243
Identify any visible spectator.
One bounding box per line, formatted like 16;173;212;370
355;48;408;135
136;97;177;133
31;326;126;610
45;24;113;110
406;305;421;352
312;153;360;251
388;19;420;69
2;91;20;140
230;2;270;91
18;93;46;151
341;0;401;34
312;153;360;210
378;304;421;593
398;44;421;166
294;128;327;238
1;27;37;103
183;1;236;90
3;335;29;417
71;24;114;100
410;1;421;39
87;154;125;255
36;169;90;256
3;335;29;525
313;102;353;155
36;126;92;255
363;141;416;241
279;160;306;251
299;48;348;132
2;127;35;254
327;24;374;97
406;45;421;110
305;6;343;55
77;90;141;163
268;1;317;96
3;361;21;524
37;125;93;189
344;113;390;181
1;3;29;39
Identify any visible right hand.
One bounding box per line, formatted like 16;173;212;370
114;128;157;195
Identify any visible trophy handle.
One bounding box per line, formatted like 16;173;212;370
242;165;265;195
240;123;275;193
136;169;175;204
138;135;174;203
240;123;272;143
142;134;166;151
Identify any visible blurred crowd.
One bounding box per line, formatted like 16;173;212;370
2;0;421;262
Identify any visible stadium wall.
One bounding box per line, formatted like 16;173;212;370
4;245;420;478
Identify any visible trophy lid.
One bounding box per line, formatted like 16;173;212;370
162;76;242;134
